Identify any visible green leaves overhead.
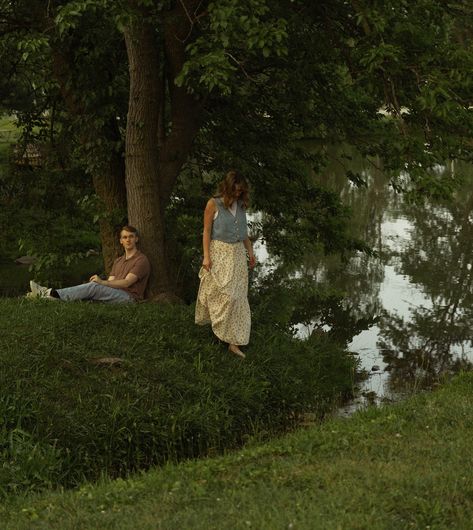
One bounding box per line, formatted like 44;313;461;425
176;0;288;94
55;0;105;36
2;0;473;285
16;35;49;63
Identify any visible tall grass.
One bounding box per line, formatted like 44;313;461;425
0;299;356;497
3;373;473;529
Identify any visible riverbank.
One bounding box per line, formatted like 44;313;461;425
0;298;355;498
3;371;473;528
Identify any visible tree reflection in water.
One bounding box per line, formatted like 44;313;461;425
257;151;473;403
378;163;473;395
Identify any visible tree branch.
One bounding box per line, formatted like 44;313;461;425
158;0;208;205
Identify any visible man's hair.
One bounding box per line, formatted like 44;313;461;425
120;225;139;236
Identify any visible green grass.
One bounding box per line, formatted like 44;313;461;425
0;114;19;161
0;299;356;499
2;373;473;529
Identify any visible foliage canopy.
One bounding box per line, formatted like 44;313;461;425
0;0;472;293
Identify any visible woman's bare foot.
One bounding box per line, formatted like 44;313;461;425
228;344;246;359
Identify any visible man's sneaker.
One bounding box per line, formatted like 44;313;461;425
30;280;53;299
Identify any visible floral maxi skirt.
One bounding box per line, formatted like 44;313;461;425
195;240;251;345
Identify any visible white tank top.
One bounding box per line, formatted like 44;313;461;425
213;200;237;219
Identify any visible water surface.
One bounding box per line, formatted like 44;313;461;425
256;154;473;411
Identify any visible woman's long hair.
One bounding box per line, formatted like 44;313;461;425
217;170;249;209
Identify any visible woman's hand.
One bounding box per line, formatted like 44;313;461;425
243;237;256;270
202;257;212;271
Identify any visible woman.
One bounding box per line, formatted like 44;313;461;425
195;170;256;358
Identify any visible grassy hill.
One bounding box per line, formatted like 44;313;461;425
0;298;356;501
2;372;472;529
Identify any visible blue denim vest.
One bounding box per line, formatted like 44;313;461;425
211;198;248;243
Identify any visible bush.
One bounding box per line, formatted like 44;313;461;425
0;299;356;496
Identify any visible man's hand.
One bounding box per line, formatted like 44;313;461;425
89;274;104;284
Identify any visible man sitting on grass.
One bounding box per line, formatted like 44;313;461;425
29;225;151;303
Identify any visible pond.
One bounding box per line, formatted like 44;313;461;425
253;153;473;413
0;256;103;298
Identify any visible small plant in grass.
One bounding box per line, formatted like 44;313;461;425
0;428;64;497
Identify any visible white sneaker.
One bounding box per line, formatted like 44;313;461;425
30;280;53;298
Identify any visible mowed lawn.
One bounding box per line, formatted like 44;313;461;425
3;373;473;529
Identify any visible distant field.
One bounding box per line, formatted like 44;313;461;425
0;115;19;162
0;114;19;137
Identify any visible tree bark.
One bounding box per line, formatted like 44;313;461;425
124;20;172;296
124;2;205;298
92;143;127;272
160;3;204;209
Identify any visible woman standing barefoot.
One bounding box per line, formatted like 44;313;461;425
195;170;256;358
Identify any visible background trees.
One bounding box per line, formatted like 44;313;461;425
1;0;472;298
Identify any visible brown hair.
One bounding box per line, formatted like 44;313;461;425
217;170;249;209
120;225;139;236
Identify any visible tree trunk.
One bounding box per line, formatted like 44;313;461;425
124;2;205;299
124;20;173;296
92;148;127;273
51;50;127;273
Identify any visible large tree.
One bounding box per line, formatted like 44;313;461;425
122;0;473;297
2;0;472;297
1;0;129;271
121;0;293;297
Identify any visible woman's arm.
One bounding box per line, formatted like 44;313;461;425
203;199;216;270
243;237;256;269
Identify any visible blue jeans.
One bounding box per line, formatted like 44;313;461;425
56;283;134;303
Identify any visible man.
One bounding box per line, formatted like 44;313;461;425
29;225;151;303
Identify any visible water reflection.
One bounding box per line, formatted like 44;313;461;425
377;170;473;397
301;153;473;408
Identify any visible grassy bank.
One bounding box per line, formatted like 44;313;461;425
0;298;355;498
2;373;473;529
